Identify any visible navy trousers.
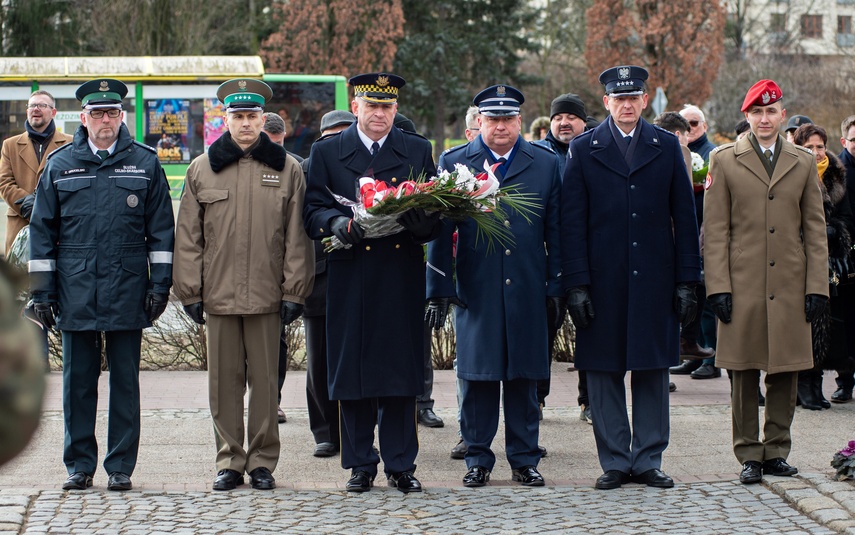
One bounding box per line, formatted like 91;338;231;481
339;396;418;478
587;368;669;475
62;330;142;476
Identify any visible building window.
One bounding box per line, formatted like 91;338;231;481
801;14;823;38
839;16;855;46
771;13;787;32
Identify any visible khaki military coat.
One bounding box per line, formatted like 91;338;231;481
174;132;314;314
704;135;828;373
0;130;72;254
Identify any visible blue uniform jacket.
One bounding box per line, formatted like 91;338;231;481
426;137;562;381
29;123;175;331
561;118;701;372
302;123;437;400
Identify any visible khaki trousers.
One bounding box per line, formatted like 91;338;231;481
207;313;281;473
731;369;798;463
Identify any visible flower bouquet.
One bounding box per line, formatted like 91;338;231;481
831;440;855;481
323;160;541;252
691;151;708;186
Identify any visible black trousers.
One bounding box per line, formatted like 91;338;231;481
536;302;560;405
304;314;339;445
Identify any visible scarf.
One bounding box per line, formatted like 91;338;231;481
816;155;829;181
26;120;56;164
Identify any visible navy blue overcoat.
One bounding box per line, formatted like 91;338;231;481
561;118;701;372
303;123;436;400
426;138;562;381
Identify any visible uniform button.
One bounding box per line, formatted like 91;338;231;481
769;227;775;234
630;185;636;190
505;249;511;256
319;227;324;233
632;213;637;218
505;279;512;285
768;194;774;200
391;177;397;183
504;220;511;228
769;294;775;300
769;260;775;266
365;246;371;251
632;242;638;247
633;270;638;276
395;244;400;249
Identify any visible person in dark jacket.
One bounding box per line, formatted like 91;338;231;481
28;79;175;492
833;114;855;403
427;84;563;489
562;66;701;490
303;73;441;494
793;124;855;409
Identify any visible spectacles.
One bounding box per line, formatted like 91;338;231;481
845;138;855;143
467;127;480;131
687;120;701;128
87;109;121;119
27;103;53;110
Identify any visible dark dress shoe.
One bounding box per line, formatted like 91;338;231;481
346;470;374;492
762;458;797;477
669;382;677;393
463;466;491;487
213;469;244;491
631;468;674;488
388;471;422;493
314;442;339;457
417;408;444;428
595;470;630;490
277;406;287;423
679;340;715;359
539;445;548;457
690;363;721;379
670;359;702;375
832;387;853;403
249;467;275;490
450;438;467;460
512;466;545;487
740;461;762;484
107;472;132;491
820;398;831;409
62;472;93;490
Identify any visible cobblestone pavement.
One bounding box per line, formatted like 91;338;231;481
1;370;854;533
0;482;844;534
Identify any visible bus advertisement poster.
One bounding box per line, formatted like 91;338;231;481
146;99;191;164
204;98;228;150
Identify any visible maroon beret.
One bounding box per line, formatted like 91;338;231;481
741;80;783;112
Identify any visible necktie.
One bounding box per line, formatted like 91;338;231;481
97;149;110;161
763;149;773;163
624;136;632;144
497;157;507;164
371;142;379;155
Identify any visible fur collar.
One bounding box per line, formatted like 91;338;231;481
821;153;847;207
208;131;286;173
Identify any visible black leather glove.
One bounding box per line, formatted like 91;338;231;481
183;302;206;325
425;296;467;330
547;296;568;332
331;216;365;246
708;293;732;324
280;300;304;325
34;301;58;329
566;286;595;329
673;282;698;328
144;291;169;323
805;294;828;323
396;208;441;238
14;194;35;220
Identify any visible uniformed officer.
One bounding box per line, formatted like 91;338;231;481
561;66;701;490
303;72;441;493
28;78;175;491
174;79;314;491
426;85;563;488
704;80;828;484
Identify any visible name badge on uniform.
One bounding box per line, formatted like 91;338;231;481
60;168;87;176
127;194;139;208
261;173;280;187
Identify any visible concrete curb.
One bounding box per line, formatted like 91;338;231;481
767;473;855;534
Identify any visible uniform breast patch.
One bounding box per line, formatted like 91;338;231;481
60;168;87;176
261;173;280;187
127;194;139;207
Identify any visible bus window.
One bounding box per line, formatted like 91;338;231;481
39;83;137;139
0;85;33;142
143;84;217;165
266;81;339;159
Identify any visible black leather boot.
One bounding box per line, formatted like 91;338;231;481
814;372;830;409
797;371;822;410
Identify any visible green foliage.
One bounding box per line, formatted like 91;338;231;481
1;0;80;56
394;0;538;154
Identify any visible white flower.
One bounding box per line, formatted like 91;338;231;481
453;163;478;192
691;152;705;172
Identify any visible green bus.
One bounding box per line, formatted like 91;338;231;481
0;56;349;196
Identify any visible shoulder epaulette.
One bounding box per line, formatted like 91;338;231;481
401;129;429;141
133;140;157;154
795;144;813;155
441;143;468;158
45;143;73;160
575;129;594;140
316;132;342;143
711;142;735;154
530;142;555;154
